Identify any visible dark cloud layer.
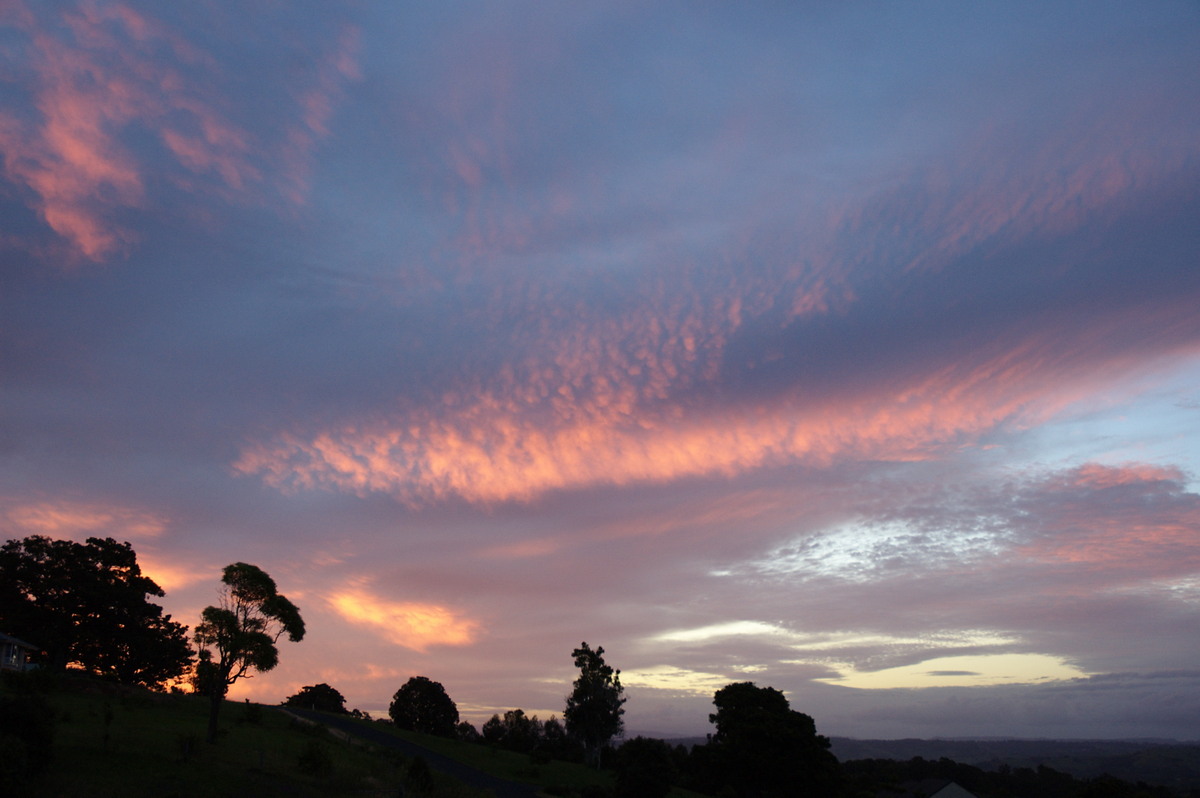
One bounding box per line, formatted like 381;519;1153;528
2;0;1199;739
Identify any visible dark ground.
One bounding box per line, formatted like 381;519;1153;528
283;708;541;798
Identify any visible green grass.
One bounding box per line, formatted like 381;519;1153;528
382;723;614;792
346;718;706;798
6;675;706;798
5;676;479;798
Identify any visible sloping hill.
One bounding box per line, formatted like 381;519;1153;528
830;738;1200;792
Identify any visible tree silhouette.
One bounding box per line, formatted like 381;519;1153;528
0;535;191;688
615;736;679;798
284;683;348;714
696;682;840;798
389;676;459;737
194;562;304;743
564;642;625;768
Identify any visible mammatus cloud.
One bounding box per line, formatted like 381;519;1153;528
327;587;481;652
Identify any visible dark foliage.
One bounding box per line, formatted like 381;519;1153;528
689;682;841;798
842;756;1180;798
488;709;541;753
296;738;333;778
389;676;459;737
194;562;305;743
285;683;349;714
455;720;481;742
564;642;625;768
479;709;582;761
0;535;192;689
614;736;678;798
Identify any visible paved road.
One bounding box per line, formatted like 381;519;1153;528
282;708;541;798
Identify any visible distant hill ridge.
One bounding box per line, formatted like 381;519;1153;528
827;737;1200;792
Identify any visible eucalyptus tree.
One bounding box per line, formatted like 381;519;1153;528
194;562;304;743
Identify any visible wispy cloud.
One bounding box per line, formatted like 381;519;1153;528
327;586;481;652
0;1;359;261
2;0;1198;740
2;498;167;539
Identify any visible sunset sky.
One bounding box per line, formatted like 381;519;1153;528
2;1;1199;740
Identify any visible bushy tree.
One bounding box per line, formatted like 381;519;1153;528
564;642;625;768
455;720;481;742
0;535;191;688
482;713;505;744
194;562;304;743
492;709;543;753
540;715;581;761
695;682;840;798
615;736;678;798
389;676;459;737
285;683;348;714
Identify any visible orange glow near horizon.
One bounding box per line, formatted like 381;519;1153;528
135;553;211;593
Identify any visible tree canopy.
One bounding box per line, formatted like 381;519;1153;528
389;676;459;737
194;562;304;742
563;642;625;767
0;535;191;689
696;681;840;798
614;736;680;798
284;683;348;714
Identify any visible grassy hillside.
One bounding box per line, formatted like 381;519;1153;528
4;675;694;798
3;676;485;797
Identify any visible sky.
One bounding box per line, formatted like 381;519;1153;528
2;0;1199;741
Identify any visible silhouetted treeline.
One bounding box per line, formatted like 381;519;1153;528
478;709;585;762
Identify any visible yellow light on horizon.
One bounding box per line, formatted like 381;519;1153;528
816;653;1090;690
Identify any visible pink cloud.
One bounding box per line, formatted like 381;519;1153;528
1014;463;1200;577
1;497;167;539
277;23;361;205
0;2;359;260
234;331;1105;505
327;586;481;652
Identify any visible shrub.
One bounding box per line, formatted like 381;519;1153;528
614;737;677;798
406;755;435;795
296;739;333;778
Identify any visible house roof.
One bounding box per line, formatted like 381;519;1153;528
879;780;979;798
928;783;978;798
0;632;38;650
